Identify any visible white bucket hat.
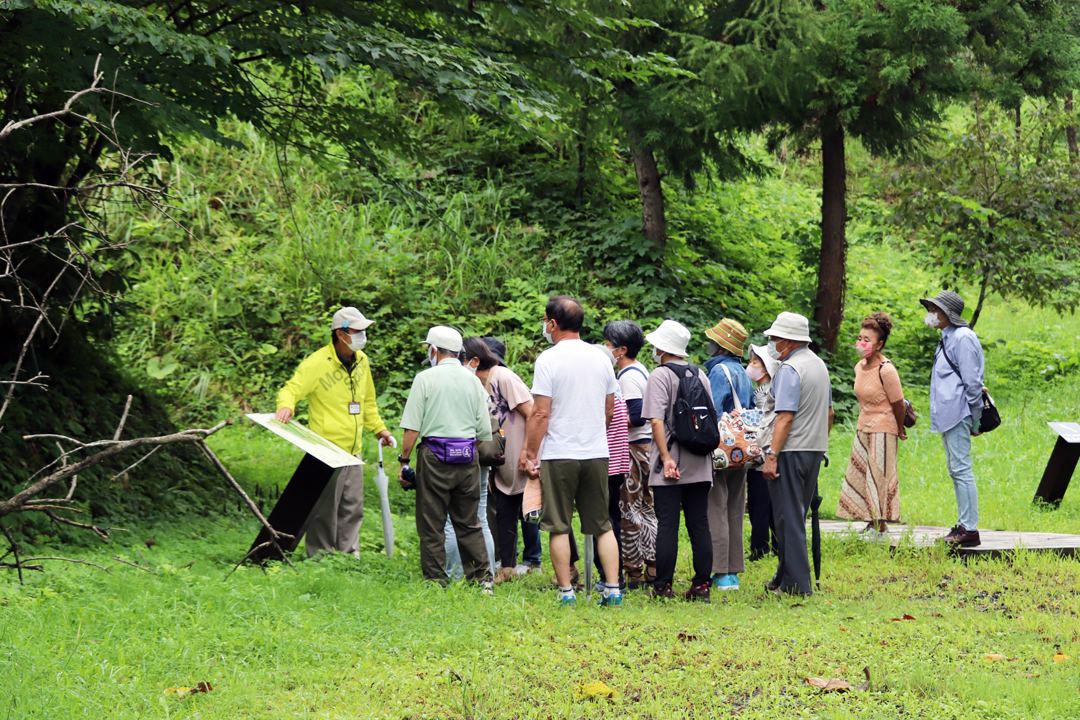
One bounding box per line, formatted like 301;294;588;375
645;319;691;358
421;325;463;353
331;306;374;332
763;312;811;343
748;344;782;379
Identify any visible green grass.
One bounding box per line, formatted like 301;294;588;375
4;287;1080;719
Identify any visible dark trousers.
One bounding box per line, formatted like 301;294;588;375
415;445;491;584
653;482;713;590
746;469;776;559
567;475;625;585
487;483;500;563
767;451;822;596
492;484;542;568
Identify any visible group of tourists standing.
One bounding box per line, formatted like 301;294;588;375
272;288;988;603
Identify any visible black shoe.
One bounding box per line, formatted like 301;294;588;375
955;528;981;547
648;582;675;600
942;525;962;541
765;577;779;592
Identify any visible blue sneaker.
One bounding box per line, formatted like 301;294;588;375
558;593;577;607
598;592;623;608
713;574;740;590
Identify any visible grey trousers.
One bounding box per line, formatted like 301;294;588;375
415;444;491;584
767;451;822;596
304;459;364;558
708;466;747;575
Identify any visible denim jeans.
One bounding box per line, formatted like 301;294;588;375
942;416;978;531
445;468;496;580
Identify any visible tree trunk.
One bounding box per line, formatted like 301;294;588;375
627;130;666;252
1066;93;1078;167
814;121;847;356
969;269;991;330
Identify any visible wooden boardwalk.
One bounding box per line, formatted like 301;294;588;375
818;520;1080;558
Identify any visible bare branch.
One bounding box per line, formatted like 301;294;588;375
0;57;105;140
111;556;156;574
19;557;115;574
114;395;133;441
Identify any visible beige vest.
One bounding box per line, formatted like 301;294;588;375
781;348;831;452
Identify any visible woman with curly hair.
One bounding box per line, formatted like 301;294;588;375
837;312;908;536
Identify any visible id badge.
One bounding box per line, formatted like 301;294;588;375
348;402;361;415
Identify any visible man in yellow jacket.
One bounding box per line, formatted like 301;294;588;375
276;307;395;558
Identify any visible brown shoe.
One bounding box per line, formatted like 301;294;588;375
947;527;981;547
494;566;518;585
648;582;675;600
942;525;962;541
684;581;711;603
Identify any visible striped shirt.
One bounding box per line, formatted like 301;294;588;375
607;390;630;476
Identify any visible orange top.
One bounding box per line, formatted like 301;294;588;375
854;359;905;435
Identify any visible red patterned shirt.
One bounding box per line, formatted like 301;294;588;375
607;391;630;476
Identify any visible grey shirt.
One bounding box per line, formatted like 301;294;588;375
641;360;714;486
772;346;831;452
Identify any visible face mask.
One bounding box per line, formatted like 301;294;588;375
541;321;553;345
465;360;477;375
766;340;782;360
427;347;439;366
706;340;721;357
924;311;940;328
855;341;873;359
347;330;367;352
599;345;616;365
651;348;664;364
747;365;766;383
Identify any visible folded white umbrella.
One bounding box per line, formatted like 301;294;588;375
583;534;594;603
374;443;394;558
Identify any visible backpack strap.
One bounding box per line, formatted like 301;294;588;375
718;363;744;414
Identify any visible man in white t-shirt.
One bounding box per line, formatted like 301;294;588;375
520;296;622;608
602;320;657;587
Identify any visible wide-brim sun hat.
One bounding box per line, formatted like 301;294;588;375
331;306;374;332
706;318;749;355
421;325;463;353
920;290;968;327
763;311;811;343
645;319;691;358
749;344;782;379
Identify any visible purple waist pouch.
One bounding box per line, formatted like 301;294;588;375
422;436;476;464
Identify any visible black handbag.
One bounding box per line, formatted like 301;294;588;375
937;339;1001;433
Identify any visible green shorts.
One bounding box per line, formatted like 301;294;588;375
539;458;612;535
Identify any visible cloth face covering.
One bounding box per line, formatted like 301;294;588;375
924;310;940;328
707;339;721;357
651;347;664;364
747;365;766;383
855;341;873;359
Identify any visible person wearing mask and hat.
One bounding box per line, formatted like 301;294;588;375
641;319;715;601
703;318;754;591
397;326;493;585
921;291;986;548
275;307;396;558
761;312;833;597
745;343;781;560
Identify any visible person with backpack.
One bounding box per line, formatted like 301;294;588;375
836;313;907;538
761;312;833;597
703;318;754;591
641;320;718;601
922;291;986;548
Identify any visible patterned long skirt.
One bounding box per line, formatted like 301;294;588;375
837;431;900;523
621;443;658;578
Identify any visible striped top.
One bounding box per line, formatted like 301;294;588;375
607;391;630;475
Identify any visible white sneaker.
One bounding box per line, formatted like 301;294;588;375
514;564;531;575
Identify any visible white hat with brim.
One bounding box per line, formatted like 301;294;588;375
331;307;374;332
749;344;782;379
645;319;691;358
421;325;463;354
763;311;811;343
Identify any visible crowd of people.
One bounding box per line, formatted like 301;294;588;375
273;289;988;603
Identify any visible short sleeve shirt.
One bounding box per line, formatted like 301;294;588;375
532;339;618;461
400;359;492;441
641;361;714;486
487;365;533;494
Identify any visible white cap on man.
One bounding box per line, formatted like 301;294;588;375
645;319;691;358
763;312;811;343
421;325;463;354
331;307;375;332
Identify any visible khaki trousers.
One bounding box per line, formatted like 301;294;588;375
304;459;364;558
707;466;747;575
416;444;490;584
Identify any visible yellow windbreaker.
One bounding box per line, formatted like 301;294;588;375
276;344;387;455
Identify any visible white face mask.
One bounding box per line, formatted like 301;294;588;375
541;321;553;345
428;346;439;366
924;311;940;328
599;345;616;365
651;348;664;364
766;340;782;360
347;330;367;352
465;359;478;375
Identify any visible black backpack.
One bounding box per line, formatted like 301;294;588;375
661;362;720;456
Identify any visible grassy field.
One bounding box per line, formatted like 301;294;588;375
3;299;1079;719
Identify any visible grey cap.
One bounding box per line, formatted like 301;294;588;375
920;291;968;327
